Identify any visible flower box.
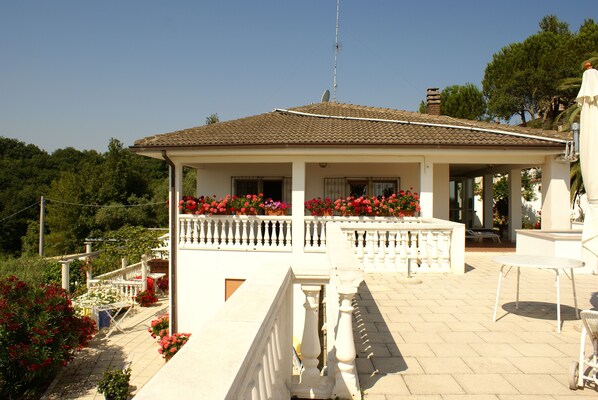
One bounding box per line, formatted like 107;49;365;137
265;208;287;216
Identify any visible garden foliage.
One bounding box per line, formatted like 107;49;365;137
0;276;96;399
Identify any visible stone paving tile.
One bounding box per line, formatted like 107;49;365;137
402;374;465;395
42;298;168;400
356;251;598;399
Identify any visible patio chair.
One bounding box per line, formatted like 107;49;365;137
466;229;501;243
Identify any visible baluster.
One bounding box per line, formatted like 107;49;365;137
196;217;204;246
299;285;321;384
226;217;234;248
262;351;273;399
333;287;359;399
355;230;365;267
233;215;243;247
319;220;326;248
439;230;450;270
248;218;256;246
273;219;280;247
257;363;267;399
376;230;386;269
430;231;439;270
181;219;189;245
366;231;375;270
388;231;397;271
304;220;312;249
419;231;429;270
398;232;408;271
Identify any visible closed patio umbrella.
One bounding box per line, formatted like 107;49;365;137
577;62;598;257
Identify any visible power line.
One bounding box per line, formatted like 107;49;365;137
0;201;40;223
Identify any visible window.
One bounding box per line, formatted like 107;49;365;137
325;177;400;198
232;176;291;202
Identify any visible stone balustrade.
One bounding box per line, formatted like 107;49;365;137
179;215;292;251
136;224;364;399
177;214;464;274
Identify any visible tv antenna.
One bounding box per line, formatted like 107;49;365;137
332;0;340;102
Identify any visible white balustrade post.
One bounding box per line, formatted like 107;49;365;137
299;284;321;384
141;254;148;291
333;290;358;398
60;260;71;292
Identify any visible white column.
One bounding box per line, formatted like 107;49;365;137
483;174;494;229
420;161;434;218
60;260;71;292
541;156;571;230
141;254;148;291
299;284;321;383
333;289;359;398
509;169;522;242
292;161;306;255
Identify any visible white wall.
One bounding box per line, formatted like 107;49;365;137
176;249;327;334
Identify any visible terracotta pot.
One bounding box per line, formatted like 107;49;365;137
398;210;416;217
265;209;286;216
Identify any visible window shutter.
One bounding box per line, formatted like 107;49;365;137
283;177;292;203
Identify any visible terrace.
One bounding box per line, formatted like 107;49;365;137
46;247;598;399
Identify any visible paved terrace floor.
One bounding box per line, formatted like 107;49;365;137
42;250;598;399
42;296;168;400
355;251;598;399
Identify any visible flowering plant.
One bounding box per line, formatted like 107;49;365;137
394;190;421;212
264;199;291;211
72;286;124;316
0;276;96;398
230;193;264;215
135;290;158;307
157;277;169;292
334;192;420;216
148;314;169;340
305;197;334;216
158;333;191;361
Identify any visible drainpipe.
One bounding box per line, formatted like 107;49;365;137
162;150;178;333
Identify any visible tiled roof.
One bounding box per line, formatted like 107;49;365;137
132;102;570;150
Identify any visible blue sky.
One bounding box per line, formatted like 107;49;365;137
1;1;597;153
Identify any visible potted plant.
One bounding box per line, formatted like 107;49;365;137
97;367;131;400
148;314;169;340
158;333;191;361
264;199;291;216
134;289;158;307
305;197;334;216
394;189;421;216
230;193;264;215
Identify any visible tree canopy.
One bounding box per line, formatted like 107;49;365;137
0;137;168;257
440;83;487;120
483;16;598;126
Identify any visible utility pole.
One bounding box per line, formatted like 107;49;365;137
39;195;45;257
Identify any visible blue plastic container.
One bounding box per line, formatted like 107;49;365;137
98;310;112;328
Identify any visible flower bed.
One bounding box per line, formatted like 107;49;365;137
306;191;421;217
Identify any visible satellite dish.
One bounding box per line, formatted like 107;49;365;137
321;90;330;102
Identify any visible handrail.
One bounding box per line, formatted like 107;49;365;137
135;264;294;399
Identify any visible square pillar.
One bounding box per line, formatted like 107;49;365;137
541;156;571;230
420;161;434;218
483;174;494;229
509;169;522;242
292;161;306;255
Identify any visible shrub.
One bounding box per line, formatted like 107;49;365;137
97;367;131;400
0;276;96;399
157;277;168;292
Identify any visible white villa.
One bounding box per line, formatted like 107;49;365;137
131;94;574;399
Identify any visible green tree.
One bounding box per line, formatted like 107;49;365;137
205;113;219;125
483;15;577;126
440;83;487;120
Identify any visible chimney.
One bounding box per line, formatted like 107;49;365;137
426;88;441;116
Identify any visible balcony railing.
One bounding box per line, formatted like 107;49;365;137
178;214;465;274
136;224;363;400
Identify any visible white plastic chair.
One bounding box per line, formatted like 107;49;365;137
569;310;598;390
